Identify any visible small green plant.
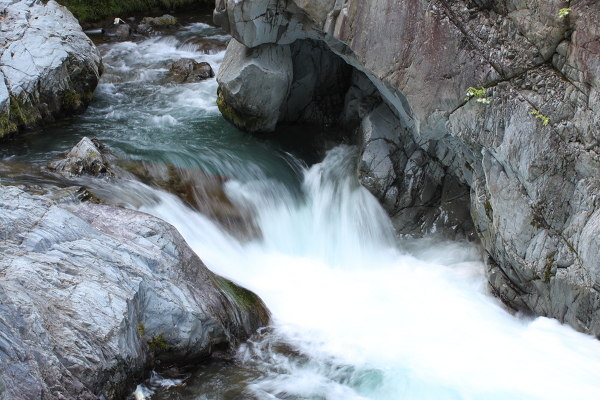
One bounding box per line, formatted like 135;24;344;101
530;110;550;126
484;200;493;221
543;252;556;282
148;333;169;353
465;87;490;104
137;323;145;337
558;8;571;18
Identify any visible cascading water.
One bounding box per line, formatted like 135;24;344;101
3;15;600;400
136;146;600;400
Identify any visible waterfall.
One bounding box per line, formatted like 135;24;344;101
133;145;600;400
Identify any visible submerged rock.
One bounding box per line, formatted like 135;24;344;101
183;37;230;55
0;0;102;139
168;59;215;83
46;138;258;239
120;160;259;240
214;0;600;336
0;185;269;399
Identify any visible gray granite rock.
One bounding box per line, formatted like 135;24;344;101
216;37;352;133
0;185;269;399
47;137;113;177
359;102;473;238
214;0;600;336
0;0;102;139
217;38;293;132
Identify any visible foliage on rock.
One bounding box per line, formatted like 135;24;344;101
55;0;211;24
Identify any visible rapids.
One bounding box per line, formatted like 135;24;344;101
2;14;600;400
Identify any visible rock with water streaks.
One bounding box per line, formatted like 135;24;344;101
0;0;102;139
214;0;600;336
0;184;269;400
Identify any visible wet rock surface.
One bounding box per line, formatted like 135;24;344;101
45;138;258;240
119;160;259;240
214;0;600;336
101;20;135;40
183;36;229;54
0;0;102;139
47;137;114;177
0;184;269;400
168;58;215;83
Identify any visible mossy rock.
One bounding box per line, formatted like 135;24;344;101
484;200;493;221
0;95;40;139
216;88;268;133
212;274;271;334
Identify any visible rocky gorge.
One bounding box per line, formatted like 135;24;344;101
1;0;600;398
213;0;600;337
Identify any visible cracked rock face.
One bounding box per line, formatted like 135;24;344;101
214;0;600;336
0;0;102;139
0;185;269;400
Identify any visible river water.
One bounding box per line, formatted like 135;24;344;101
2;16;600;400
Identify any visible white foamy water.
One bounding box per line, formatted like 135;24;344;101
133;146;600;400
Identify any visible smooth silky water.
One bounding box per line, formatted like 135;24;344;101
2;17;600;400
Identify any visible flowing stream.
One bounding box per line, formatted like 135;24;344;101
2;15;600;400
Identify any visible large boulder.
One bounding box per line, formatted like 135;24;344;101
216;37;352;132
217;38;293;132
214;0;600;336
0;0;102;139
0;185;269;399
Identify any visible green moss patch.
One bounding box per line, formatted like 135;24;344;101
137;322;145;337
543;252;556;283
0;95;39;139
214;275;262;309
148;333;169;353
213;274;270;327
